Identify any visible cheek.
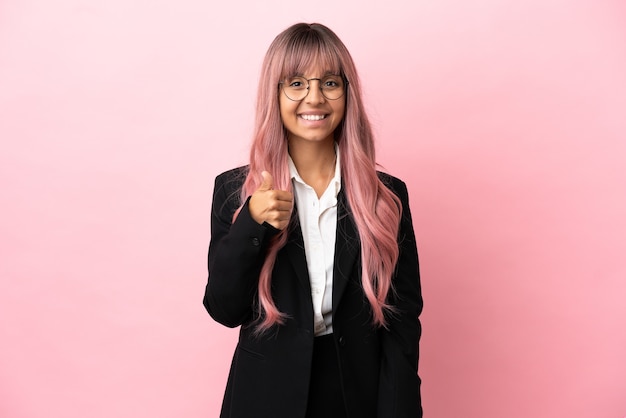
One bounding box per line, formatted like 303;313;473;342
279;97;296;122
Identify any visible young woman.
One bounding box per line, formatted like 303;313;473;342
204;23;423;418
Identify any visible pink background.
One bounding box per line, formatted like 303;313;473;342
1;0;625;417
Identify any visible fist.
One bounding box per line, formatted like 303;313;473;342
248;171;293;230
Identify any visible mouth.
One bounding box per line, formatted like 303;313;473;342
299;114;328;121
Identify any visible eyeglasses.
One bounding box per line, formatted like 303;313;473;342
279;75;348;101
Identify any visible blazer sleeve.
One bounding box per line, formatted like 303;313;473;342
377;177;423;417
203;169;280;328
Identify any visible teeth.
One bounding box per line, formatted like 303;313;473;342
301;114;326;121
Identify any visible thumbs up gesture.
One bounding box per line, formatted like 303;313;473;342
249;171;293;230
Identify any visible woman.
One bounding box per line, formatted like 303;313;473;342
204;23;423;418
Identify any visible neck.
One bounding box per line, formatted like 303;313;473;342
288;138;335;175
288;138;337;197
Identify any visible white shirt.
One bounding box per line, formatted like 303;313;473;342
287;146;341;336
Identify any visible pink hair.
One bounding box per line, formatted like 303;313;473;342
235;23;402;332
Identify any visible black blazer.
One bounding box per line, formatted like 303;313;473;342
204;166;423;418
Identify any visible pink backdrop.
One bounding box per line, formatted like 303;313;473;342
1;0;625;417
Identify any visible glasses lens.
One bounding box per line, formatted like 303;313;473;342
283;76;308;101
320;75;345;100
282;76;346;101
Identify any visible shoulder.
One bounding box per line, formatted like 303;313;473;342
215;165;249;184
214;165;249;192
376;170;408;198
212;166;249;210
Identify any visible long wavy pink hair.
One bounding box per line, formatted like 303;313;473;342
235;23;402;332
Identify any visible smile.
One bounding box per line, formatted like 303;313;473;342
299;114;327;121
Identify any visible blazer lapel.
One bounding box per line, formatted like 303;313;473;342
332;189;360;312
284;202;312;294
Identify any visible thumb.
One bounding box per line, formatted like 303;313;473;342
258;170;274;191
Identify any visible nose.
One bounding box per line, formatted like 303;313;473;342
305;79;325;104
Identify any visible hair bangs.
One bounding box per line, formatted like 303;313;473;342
280;31;343;79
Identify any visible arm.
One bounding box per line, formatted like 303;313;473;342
378;178;423;417
203;170;280;327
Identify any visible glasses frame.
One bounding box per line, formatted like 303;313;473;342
278;75;349;101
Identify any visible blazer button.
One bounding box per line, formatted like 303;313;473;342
251;237;260;246
338;336;345;347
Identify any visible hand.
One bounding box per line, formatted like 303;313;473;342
248;171;293;230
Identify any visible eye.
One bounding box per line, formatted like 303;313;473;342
286;77;307;89
322;76;342;89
